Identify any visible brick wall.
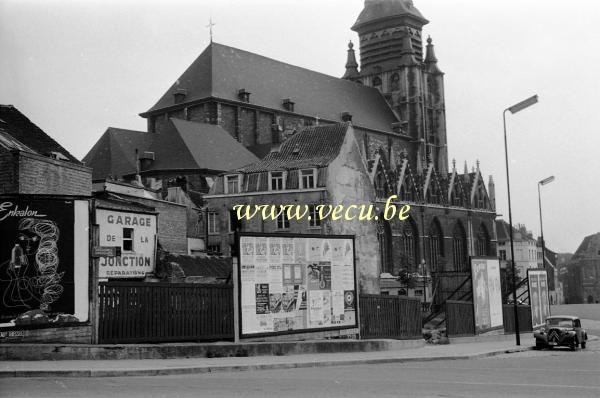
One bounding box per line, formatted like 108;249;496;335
0;325;93;344
2;151;92;196
0;150;17;193
119;194;189;255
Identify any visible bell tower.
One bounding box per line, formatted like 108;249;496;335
350;0;448;175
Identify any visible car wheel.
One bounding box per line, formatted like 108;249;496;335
570;340;578;351
581;341;586;349
535;340;545;350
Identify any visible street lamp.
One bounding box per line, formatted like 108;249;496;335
503;94;539;347
538;176;555;270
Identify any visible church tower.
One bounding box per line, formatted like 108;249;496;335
349;0;448;174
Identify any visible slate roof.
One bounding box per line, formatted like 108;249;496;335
83;127;152;181
94;193;157;215
146;118;259;172
83;120;259;181
142;43;398;133
0;104;80;163
572;233;600;261
352;0;428;30
239;123;349;173
163;253;232;279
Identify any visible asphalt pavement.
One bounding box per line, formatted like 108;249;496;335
1;341;598;398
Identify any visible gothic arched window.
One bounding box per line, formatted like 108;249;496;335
390;73;400;91
402;219;419;272
476;223;491;256
427;218;444;272
378;218;393;274
452;221;468;272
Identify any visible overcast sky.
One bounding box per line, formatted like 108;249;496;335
1;0;598;254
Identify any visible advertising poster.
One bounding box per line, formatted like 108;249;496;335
96;209;157;278
471;257;504;333
238;233;356;337
528;269;550;328
0;197;89;328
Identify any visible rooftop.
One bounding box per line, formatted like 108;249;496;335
142;42;398;133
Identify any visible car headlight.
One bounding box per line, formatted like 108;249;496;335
539;327;546;334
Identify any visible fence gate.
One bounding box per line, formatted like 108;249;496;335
359;295;422;340
98;282;234;344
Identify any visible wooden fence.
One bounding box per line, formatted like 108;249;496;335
446;300;475;337
98;282;234;344
359;295;422;340
502;304;533;333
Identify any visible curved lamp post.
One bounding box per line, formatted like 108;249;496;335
503;95;539;346
538;176;555;269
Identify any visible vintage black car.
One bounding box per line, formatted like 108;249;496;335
534;315;588;350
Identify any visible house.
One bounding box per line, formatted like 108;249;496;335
205;122;496;297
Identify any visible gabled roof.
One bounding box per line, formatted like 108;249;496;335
146;118;259;172
82;127;152;181
83;119;260;181
0;104;80;163
142;43;398;133
239;123;349;173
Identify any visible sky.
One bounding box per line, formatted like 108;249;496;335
1;0;599;254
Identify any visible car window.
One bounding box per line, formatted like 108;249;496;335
574;320;581;328
547;319;573;327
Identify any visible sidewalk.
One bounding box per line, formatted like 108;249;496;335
0;335;536;378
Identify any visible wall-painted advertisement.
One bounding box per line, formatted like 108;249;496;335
471;257;503;333
528;269;550;328
238;233;357;337
96;209;157;278
0;197;89;329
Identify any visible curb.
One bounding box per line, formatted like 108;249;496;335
0;346;533;378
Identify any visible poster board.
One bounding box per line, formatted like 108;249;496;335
0;197;89;328
96;209;157;278
470;257;504;334
238;233;357;338
528;269;550;329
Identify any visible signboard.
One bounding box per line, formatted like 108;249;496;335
91;246;121;258
96;209;157;278
528;269;550;328
0;197;89;328
471;257;503;333
238;233;357;337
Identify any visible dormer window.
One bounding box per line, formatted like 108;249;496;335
270;171;285;191
48;151;69;161
300;169;316;189
238;89;251;103
225;174;241;194
282;99;295;112
173;89;187;104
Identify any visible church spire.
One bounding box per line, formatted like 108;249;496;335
342;41;361;81
424;36;443;75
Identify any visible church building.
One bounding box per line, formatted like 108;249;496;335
83;0;497;299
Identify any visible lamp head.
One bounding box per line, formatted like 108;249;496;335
539;176;555;186
508;95;539;114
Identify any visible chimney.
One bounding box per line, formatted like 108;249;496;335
341;112;353;122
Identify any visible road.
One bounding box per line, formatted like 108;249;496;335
2;343;600;398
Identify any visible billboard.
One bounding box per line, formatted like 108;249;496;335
0;197;89;328
96;209;157;278
471;257;503;333
528;269;550;328
238;233;357;337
